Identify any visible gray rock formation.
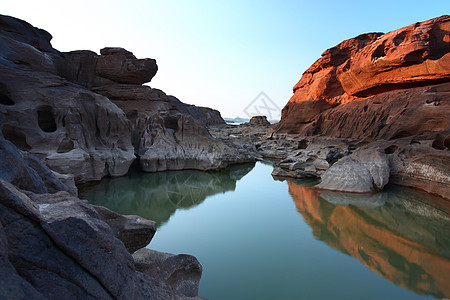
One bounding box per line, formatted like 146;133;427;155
248;115;270;126
316;150;390;193
0;16;135;184
61;47;256;172
0;136;202;299
1;13;257;184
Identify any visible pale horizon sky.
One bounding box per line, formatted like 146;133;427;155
3;0;449;119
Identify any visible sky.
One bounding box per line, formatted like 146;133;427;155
2;0;449;119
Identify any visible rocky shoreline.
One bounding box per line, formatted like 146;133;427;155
0;14;449;299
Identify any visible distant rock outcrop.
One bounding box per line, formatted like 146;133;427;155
248;115;271;126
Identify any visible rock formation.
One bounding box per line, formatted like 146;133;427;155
0;14;257;184
272;15;450;197
276;15;450;136
60;47;256;173
0;137;202;299
0;15;135;184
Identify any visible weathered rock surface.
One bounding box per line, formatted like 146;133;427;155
61;45;254;173
60;47;157;88
276;15;450;135
0;135;202;299
0;15;135;184
134;248;203;298
1;13;256;184
316;149;390;193
267;16;450;198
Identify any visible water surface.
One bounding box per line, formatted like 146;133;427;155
80;162;450;300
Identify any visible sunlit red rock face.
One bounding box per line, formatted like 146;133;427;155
288;181;450;299
276;15;450;137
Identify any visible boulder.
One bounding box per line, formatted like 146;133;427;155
59;47;157;88
316;150;390;193
249;115;270;126
134;248;203;298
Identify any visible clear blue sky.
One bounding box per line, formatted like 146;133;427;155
3;0;449;118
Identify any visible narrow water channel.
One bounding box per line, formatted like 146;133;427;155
79;162;450;300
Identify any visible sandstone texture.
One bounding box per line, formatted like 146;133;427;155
269;16;450;197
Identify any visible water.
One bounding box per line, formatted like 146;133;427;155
79;162;450;300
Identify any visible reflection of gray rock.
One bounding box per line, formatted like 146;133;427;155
134;248;203;297
319;191;387;208
80;163;255;225
93;205;157;254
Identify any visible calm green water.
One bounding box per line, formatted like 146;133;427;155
79;162;450;300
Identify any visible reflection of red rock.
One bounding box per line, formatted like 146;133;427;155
288;181;450;298
276;16;450;139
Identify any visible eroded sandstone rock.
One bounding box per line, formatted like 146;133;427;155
276;15;450;137
0;15;135;184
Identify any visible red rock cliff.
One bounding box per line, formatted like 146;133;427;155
276;15;450;138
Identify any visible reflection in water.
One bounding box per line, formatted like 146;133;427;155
79;163;255;225
288;181;450;299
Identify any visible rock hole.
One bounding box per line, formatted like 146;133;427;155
384;145;398;154
0;83;15;106
1;124;31;150
403;49;426;66
444;136;450;150
37;105;57;132
393;31;408;46
363;105;368;112
371;44;386;61
164;116;179;131
297;139;309;149
431;134;446;150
